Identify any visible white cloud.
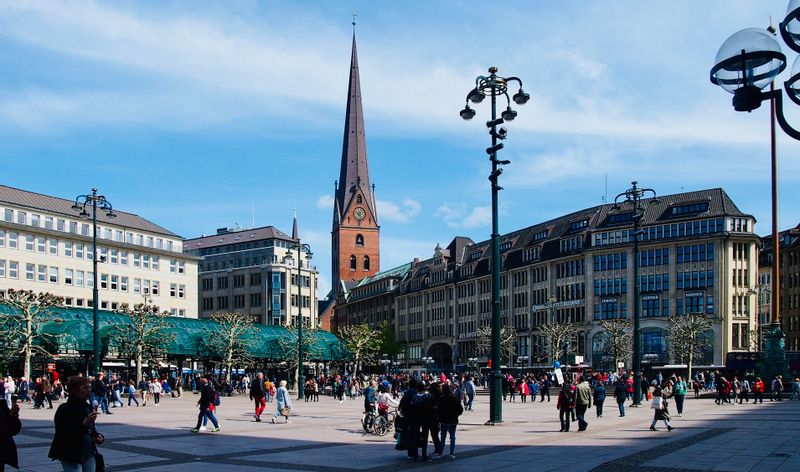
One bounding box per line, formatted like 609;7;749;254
434;202;490;229
377;198;421;223
316;194;334;210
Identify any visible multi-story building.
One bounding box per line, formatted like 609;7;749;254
388;188;760;372
184;219;318;328
760;223;800;351
0;185;198;316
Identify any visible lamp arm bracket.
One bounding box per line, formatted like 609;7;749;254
764;88;800;141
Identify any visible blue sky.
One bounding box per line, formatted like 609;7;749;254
1;1;799;297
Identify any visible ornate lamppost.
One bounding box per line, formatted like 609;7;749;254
612;182;657;407
71;188;117;376
709;3;800;381
288;240;313;399
460;67;529;425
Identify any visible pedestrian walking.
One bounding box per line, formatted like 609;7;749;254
739;377;751;404
127;381;139;407
250;372;266;422
614;380;627;417
435;383;463;460
48;376;106;471
0;378;21;472
464;376;476;411
753;377;765;403
271;380;292;424
139;378;149;406
771;376;784;401
151;378;162;406
557;384;575;432
540;376;551;402
191;378;220;433
673;376;687;416
575;376;592;431
593;381;606;418
649;385;674;431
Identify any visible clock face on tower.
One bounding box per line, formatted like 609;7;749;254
354;207;366;220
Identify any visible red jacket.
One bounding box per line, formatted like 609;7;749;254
753;381;765;393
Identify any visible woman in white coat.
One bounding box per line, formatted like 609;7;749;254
272;380;292;423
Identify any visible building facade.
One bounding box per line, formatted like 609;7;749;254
0;185;198;316
184;221;318;329
760;224;800;351
338;188;760;372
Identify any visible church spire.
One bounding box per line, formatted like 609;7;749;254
334;29;377;225
292;208;298;240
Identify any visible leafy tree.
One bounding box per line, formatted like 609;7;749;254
1;289;64;379
337;323;382;375
668;312;713;383
599;318;633;371
537;321;576;365
109;303;174;383
205;311;257;382
376;321;405;357
476;325;517;366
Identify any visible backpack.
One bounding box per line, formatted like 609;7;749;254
213;391;221;406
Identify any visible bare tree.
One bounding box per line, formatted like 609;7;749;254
109;303;174;383
205;311;257;382
275;328;325;386
668;313;713;383
598;318;633;371
1;289;64;379
475;325;518;366
537;322;576;365
337;323;382;376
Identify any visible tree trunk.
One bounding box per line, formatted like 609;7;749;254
225;348;233;383
687;350;694;385
135;348;143;384
23;314;32;380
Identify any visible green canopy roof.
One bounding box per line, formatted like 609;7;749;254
0;304;349;362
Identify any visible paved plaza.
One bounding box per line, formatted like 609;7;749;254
11;390;799;472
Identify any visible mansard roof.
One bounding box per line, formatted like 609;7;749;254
399;187;752;292
0;185;180;237
184;226;294;251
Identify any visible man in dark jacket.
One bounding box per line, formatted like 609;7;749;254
191;378;219;433
0;381;21;472
398;380;421;461
435;384;463;459
91;373;111;415
250;372;266;422
614;380;627;417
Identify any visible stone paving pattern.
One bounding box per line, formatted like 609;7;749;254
11;390;800;471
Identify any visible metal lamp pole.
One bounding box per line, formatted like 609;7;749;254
289;241;312;399
460;67;529;425
72;188;116;376
612;181;657;407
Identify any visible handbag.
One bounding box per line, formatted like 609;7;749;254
94;451;106;472
280;406;291;416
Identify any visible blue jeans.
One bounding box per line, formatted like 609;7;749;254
99;396;110;414
128;393;139;406
196;407;219;429
60;457;96;472
466;393;474;411
618;401;625;416
438;423;457;455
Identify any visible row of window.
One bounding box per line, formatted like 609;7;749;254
594;252;627;271
1;208;180;252
676;270;714;289
676;243;714;263
593;218;726;247
639;248;670;267
349;255;371;271
0;230;185;273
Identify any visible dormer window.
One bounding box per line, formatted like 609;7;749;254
608;212;635;224
468;251;482;262
533;230;548;241
569;219;589;231
500;241;513;252
668;202;709;217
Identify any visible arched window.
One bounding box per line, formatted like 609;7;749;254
364;255;371;271
357;195;362;204
350;255;357;271
355;234;364;247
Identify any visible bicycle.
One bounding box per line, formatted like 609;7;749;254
373;408;396;437
361;410;377;433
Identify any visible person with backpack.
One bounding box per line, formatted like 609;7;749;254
191;378;220;433
249;372;267;422
593;381;606;418
557;384;575;432
435;383;463;460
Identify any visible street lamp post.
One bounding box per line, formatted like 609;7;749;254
379;358;391;376
421;356;434;375
71;188;117;377
612;181;658;407
460;67;529;425
710;6;800;380
288;240;313;400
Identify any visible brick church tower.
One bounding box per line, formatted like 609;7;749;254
332;30;380;288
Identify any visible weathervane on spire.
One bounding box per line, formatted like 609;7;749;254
351;11;357;32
